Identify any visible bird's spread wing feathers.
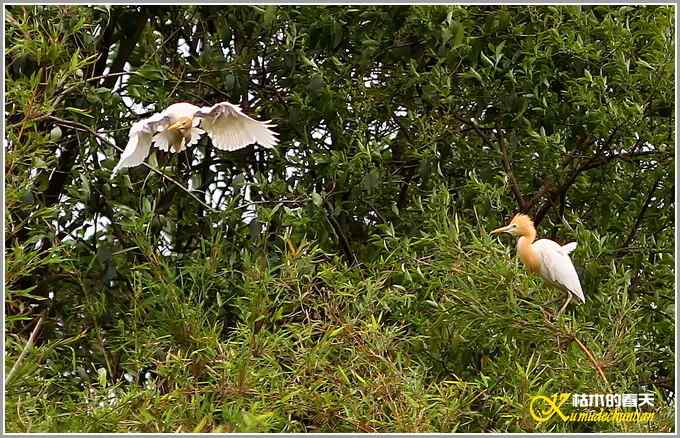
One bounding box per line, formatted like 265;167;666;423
112;113;172;177
533;239;585;303
194;102;278;151
113;102;277;175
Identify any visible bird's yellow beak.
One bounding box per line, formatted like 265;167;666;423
490;224;512;235
167;117;193;131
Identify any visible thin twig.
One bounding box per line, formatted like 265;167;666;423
572;336;612;391
171;77;233;101
496;122;526;211
451;114;496;147
619;176;662;251
7;313;46;385
234;198;308;210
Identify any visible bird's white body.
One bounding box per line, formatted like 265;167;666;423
521;238;585;303
164;102;201;119
491;214;586;316
112;101;278;176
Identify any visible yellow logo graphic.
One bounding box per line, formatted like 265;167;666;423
529;393;571;422
528;393;656;424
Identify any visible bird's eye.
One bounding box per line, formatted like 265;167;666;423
512;224;518;228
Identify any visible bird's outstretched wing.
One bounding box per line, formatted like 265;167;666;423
534;239;586;303
194;102;278;151
112;113;171;177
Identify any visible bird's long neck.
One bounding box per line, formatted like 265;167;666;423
517;227;540;273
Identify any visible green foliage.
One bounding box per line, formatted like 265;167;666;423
5;5;675;433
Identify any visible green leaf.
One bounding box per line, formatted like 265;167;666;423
262;6;277;29
329;56;343;67
137;65;167;81
97;368;107;388
480;51;494;68
311;192;323;207
148;152;158;168
513;98;528;121
300;53;319;71
636;59;655;70
364;169;380;194
49;126;62;142
452;21;465;47
584;69;592;82
66;107;94;119
69;49;80;72
461;67;483;83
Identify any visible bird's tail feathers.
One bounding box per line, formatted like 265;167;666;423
561;242;578;254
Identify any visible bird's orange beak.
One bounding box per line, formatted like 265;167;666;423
490;224;512;235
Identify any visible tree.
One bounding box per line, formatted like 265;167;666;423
5;5;675;432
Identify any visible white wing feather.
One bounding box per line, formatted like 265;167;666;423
533;239;586;303
111;113;172;177
195;102;278;151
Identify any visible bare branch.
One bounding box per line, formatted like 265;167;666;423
7;313;46;385
496;122;527;211
619;176;662;251
533;138;654;226
572;336;612;392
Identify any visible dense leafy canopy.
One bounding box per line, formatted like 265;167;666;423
5;5;675;432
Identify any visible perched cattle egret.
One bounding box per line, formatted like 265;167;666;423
491;214;585;316
112;101;278;176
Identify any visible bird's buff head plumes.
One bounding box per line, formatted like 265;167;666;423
490;214;535;237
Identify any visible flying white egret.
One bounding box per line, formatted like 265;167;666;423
111;101;278;177
491;214;585;317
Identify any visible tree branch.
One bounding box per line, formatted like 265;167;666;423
496;122;527;211
619;176;662;250
43;136;79;208
7;313;46;385
102;10;148;89
533;138;652;226
452;114;493;145
451;114;529;211
572;336;612;391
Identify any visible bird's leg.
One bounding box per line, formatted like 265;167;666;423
542;296;563;307
556;293;572;318
171;132;185;153
537;297;557;319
